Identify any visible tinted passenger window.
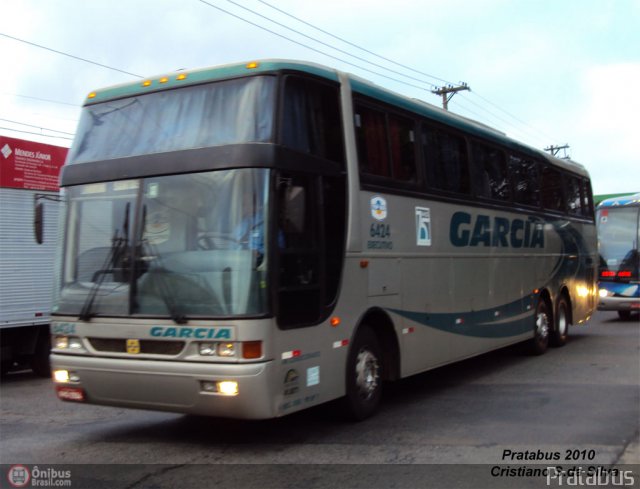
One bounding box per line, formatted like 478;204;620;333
540;166;565;211
566;175;583;216
281;76;344;164
355;105;390;178
388;113;417;182
471;142;509;201
355;104;417;183
421;125;469;194
582;179;595;219
509;155;540;207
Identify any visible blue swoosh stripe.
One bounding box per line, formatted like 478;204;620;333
389;296;535;338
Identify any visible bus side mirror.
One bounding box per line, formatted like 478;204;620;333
34;201;44;245
283;186;306;234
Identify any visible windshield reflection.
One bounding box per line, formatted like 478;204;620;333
54;169;270;319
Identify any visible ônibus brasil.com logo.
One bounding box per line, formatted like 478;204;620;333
6;465;72;487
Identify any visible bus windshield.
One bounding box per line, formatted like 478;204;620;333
68;76;276;164
54;169;271;319
597;207;640;277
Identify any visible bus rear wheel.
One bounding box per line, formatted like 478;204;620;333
343;326;382;421
551;297;570;347
528;299;550;355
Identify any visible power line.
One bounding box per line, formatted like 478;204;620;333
470;91;560;144
246;2;564;149
0;118;75;136
197;0;429;91
226;0;443;89
0;127;73;141
2;92;80;108
257;0;452;86
0;32;142;78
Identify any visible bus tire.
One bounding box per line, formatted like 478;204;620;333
618;311;631;321
528;299;550;355
343;325;383;421
551;297;570;347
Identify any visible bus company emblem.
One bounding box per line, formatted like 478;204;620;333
126;339;141;354
371;196;388;221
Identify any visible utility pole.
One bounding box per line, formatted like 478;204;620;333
431;83;470;110
544;144;570;159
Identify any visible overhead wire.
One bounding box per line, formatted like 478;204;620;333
224;0;445;89
2;92;80;108
256;0;452;86
2;5;563;150
0;33;143;79
197;0;429;91
0;127;73;141
0;118;75;136
211;0;562;148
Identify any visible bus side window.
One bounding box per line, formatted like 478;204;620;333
277;173;322;328
388;113;417;183
281;76;345;165
355;104;391;178
582;179;595;219
422;125;469;195
471;142;509;201
540;165;565;212
509;154;540;208
566;175;583;216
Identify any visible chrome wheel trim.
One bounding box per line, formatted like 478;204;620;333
355;349;380;401
536;311;550;341
557;305;568;337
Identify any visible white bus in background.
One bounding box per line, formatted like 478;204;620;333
0;135;66;376
596;193;640;320
49;60;597;419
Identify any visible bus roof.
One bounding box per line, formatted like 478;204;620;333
597;193;640;209
83;59;588;177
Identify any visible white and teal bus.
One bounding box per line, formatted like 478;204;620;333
596;193;640;320
49;60;597;420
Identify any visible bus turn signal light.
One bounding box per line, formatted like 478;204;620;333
242;341;262;359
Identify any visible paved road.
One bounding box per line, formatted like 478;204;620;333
1;311;638;488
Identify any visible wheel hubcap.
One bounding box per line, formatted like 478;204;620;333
536;312;549;340
557;308;567;336
355;349;379;400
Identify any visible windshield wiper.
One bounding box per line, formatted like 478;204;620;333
78;203;130;321
137;205;188;325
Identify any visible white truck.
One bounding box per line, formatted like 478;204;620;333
0;135;67;376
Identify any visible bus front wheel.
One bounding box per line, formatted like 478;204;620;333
343;326;383;421
528;299;550;355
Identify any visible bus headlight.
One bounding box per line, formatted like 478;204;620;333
198;342;217;356
198;342;237;357
54;336;84;350
198;342;236;358
217;343;236;357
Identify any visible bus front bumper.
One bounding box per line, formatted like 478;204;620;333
597;283;640;313
597;296;640;313
50;353;277;419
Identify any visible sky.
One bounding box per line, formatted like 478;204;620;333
1;0;639;195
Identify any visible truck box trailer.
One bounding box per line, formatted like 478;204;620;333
0;135;67;376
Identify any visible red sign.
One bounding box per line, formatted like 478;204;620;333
0;136;68;191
